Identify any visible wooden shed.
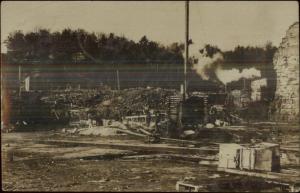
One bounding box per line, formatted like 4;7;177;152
219;142;280;172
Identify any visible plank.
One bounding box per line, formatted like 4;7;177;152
26;139;219;155
217;168;300;184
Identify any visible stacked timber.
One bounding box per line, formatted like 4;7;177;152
168;94;182;122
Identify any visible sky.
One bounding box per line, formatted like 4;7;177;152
1;1;299;54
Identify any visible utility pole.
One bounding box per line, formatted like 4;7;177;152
184;0;189;100
116;64;120;90
178;0;190;133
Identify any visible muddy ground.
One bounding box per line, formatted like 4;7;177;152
1;126;299;192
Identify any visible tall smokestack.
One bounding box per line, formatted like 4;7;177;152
184;0;189;100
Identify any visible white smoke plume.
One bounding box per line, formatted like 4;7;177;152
216;67;261;84
192;51;223;80
251;78;267;91
193;51;262;84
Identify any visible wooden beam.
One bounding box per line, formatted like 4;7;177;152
26;139;218;155
217;168;300;184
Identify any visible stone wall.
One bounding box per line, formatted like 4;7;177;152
273;22;299;122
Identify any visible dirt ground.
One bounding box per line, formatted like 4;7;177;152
1;128;299;192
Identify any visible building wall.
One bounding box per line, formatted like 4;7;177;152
251;78;267;102
273;22;299;121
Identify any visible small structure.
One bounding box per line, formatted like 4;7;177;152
218;142;280;172
230;90;251;108
176;181;202;192
176;177;202;192
251;142;280;172
218;143;242;169
251;78;267;102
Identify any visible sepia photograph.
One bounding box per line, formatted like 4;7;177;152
1;1;299;192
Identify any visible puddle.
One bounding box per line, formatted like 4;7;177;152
81;152;137;160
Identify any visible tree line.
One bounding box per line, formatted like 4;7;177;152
4;28;278;67
3;28;279;100
4;28;184;65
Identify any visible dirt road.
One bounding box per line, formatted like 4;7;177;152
1;131;295;191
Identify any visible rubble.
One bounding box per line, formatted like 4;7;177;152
94;87;177;120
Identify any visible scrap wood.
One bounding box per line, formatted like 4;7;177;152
115;128;145;137
217;126;246;131
160;137;217;146
30;139;218;154
281;147;300;152
265;180;291;187
217;168;299;183
251;122;289;125
284;140;300;144
230;114;243;121
117;125;219;147
137;128;152;135
281;169;300;175
199;160;218;166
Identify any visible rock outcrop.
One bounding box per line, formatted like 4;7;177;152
273;22;299;121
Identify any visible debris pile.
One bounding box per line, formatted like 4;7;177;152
94;87;177;120
40;89;103;108
37;87;178;128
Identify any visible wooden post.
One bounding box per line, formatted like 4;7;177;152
117;69;120;90
184;0;189;100
116;64;120;90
